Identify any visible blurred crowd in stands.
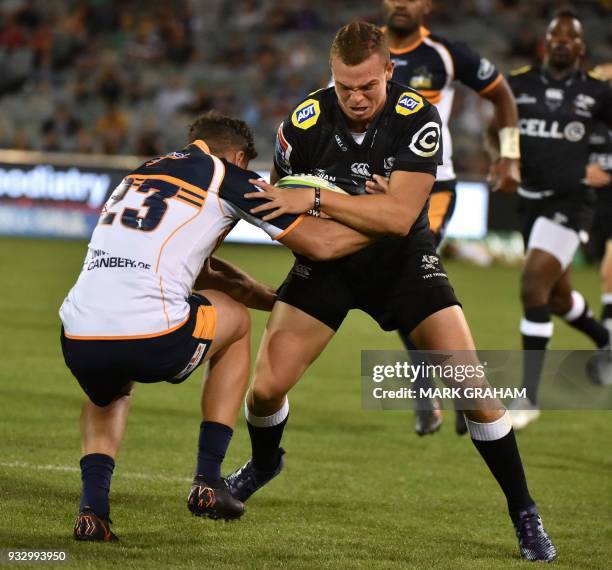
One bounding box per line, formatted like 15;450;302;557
1;0;611;175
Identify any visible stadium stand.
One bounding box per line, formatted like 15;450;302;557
0;0;611;174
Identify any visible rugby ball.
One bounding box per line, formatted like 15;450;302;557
276;174;348;194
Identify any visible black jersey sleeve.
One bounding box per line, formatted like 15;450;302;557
392;103;443;176
447;40;501;93
506;66;530;96
217;163;304;240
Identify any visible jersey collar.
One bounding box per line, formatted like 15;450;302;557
334;89;389;150
386;26;430;55
539;65;581;87
189;139;211;154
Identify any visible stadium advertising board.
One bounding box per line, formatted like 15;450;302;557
0;151;489;241
0;151;129;239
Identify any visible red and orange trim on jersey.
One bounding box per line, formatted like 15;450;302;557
274;214;307;241
478;73;503;95
63;314;191;341
385;26;431;55
191;139;211;154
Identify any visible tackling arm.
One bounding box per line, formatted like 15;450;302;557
248;171;434;237
194;257;277;311
318;171;434;236
280;216;373;261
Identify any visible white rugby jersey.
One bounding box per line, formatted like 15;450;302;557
389;27;502;181
60;140;303;339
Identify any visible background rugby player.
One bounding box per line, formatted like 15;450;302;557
489;10;612;429
227;23;556;562
60;112;373;541
380;0;521;436
585;63;612;343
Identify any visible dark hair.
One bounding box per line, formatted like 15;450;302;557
553;7;581;23
188;111;257;160
330;21;389;66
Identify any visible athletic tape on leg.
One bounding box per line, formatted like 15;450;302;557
520;318;553;338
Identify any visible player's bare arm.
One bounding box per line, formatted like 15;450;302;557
194;257;277;311
248;171;434;237
585;163;612;187
481;78;521;193
279;215;374;261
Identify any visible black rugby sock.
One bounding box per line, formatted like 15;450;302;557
246;399;289;472
195;421;233;484
248;418;288;472
562;291;610;348
520;306;552;405
79;453;115;519
466;415;534;513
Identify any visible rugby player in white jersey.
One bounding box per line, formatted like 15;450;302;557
60;112;372;541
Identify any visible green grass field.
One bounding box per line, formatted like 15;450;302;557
1;237;610;569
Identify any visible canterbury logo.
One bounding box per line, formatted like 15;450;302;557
351;163;371;177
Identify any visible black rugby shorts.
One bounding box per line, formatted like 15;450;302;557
518;195;595;249
277;234;460;333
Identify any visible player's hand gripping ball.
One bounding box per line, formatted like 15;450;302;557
246;174;348;221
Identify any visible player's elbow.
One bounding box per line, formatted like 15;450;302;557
384;215;413;237
379;202;416;237
302;231;355;261
284;232;330;261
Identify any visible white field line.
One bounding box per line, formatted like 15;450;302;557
0;460;190;484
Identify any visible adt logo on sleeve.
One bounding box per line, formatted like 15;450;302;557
395;92;424;116
291;99;321;130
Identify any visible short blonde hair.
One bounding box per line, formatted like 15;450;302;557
330;21;390;66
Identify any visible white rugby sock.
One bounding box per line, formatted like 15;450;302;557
465;410;513;441
245;398;289;428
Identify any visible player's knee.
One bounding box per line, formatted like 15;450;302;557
232;300;251;339
212;291;251;342
548;290;572;315
464;408;505;423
